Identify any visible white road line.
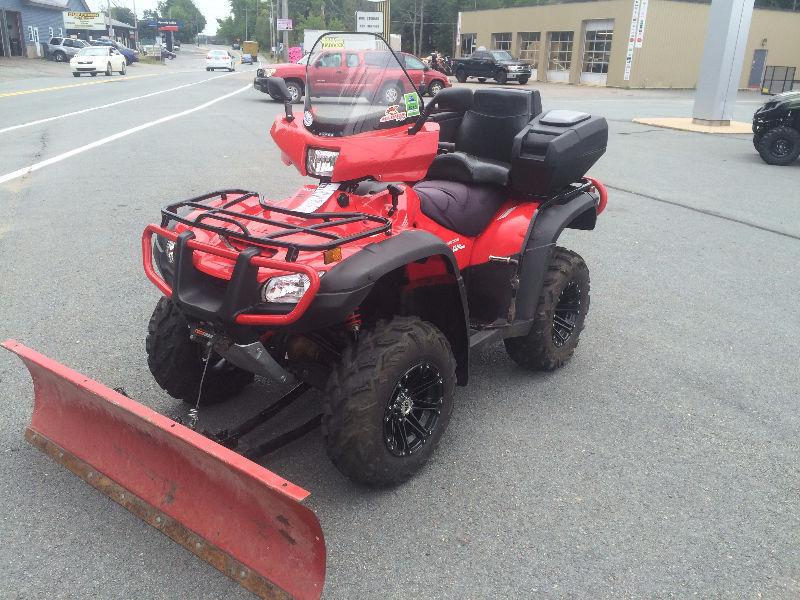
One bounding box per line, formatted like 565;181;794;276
0;71;241;135
0;83;250;186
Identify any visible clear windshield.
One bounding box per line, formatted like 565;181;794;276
491;50;514;61
304;32;424;138
79;48;108;56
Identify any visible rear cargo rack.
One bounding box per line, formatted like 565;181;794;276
161;189;391;261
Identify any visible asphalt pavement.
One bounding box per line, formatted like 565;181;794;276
1;46;798;599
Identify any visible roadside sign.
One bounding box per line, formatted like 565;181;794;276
277;18;293;31
63;12;105;29
356;11;383;33
321;37;344;49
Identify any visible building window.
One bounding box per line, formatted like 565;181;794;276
460;33;476;56
547;31;574;71
518;32;540;67
582;28;613;74
491;32;512;51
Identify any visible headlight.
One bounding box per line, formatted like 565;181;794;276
265;68;276;76
261;274;310;304
306;148;339;177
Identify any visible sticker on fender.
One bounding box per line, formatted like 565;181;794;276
297;182;340;212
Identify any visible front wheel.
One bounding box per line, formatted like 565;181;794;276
323;316;456;487
285;80;303;103
120;62;126;75
455;69;467;83
72;72;80;77
146;297;254;405
756;126;800;165
518;77;530;85
504;247;590;371
105;62;112;76
54;51;66;62
495;70;507;84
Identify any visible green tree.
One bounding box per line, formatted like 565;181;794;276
110;7;136;26
157;0;207;42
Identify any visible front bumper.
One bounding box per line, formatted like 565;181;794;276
144;225;320;329
505;69;532;80
253;76;270;93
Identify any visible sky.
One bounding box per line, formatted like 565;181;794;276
87;0;227;35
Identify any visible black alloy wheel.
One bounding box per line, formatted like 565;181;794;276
552;281;582;348
383;362;444;457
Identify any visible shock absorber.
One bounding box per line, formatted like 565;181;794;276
345;309;362;341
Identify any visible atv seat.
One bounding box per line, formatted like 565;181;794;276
414;180;507;238
426;88;541;186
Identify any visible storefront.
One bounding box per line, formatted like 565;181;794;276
0;0;92;58
458;0;800;89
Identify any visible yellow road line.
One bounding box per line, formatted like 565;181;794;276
0;73;160;99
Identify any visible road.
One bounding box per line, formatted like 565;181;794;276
1;46;799;599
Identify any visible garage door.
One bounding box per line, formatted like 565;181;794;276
580;19;614;86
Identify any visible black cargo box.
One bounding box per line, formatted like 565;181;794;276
510;110;608;196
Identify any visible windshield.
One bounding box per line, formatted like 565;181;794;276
304;32;423;138
491;50;514;61
79;48;108;56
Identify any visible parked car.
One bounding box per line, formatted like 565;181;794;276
90;38;138;65
232;42;241;50
47;37;88;62
253;49;451;103
206;49;235;71
70;46;127;77
452;49;532;84
241;53;254;65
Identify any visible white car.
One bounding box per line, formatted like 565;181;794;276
70;46;127;77
206;50;235;72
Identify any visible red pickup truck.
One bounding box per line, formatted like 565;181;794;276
253;49;451;104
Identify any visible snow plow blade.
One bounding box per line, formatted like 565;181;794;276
3;340;325;600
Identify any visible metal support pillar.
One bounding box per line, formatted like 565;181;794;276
692;0;755;126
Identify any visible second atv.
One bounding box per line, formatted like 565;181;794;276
753;90;800;165
143;32;609;487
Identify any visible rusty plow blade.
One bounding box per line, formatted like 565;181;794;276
3;340;326;600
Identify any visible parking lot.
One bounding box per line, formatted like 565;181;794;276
1;44;798;599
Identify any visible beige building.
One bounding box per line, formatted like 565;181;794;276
457;0;800;88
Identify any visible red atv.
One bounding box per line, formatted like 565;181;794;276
143;32;608;487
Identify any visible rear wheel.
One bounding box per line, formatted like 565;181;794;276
54;51;66;62
105;62;112;76
120;62;126;75
379;82;402;105
756;126;800;165
90;72;97;77
323;316;456;487
504;247;590;371
146;297;254;405
477;77;486;83
427;79;444;97
495;70;507;84
72;72;80;77
455;69;467;83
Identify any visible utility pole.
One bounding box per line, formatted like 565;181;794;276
281;0;288;62
133;0;139;46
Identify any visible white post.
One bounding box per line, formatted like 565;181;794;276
692;0;755;126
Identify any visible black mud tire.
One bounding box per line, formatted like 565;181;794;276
322;316;456;487
504;247;590;371
756;126;800;165
285;79;303;103
455;69;467;83
495;70;507;84
146;297;254;405
753;132;764;150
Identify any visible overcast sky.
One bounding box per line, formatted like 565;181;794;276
87;0;227;35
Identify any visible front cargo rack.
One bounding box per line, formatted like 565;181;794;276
161;189;391;261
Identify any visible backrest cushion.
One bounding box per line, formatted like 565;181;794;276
455;89;537;163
